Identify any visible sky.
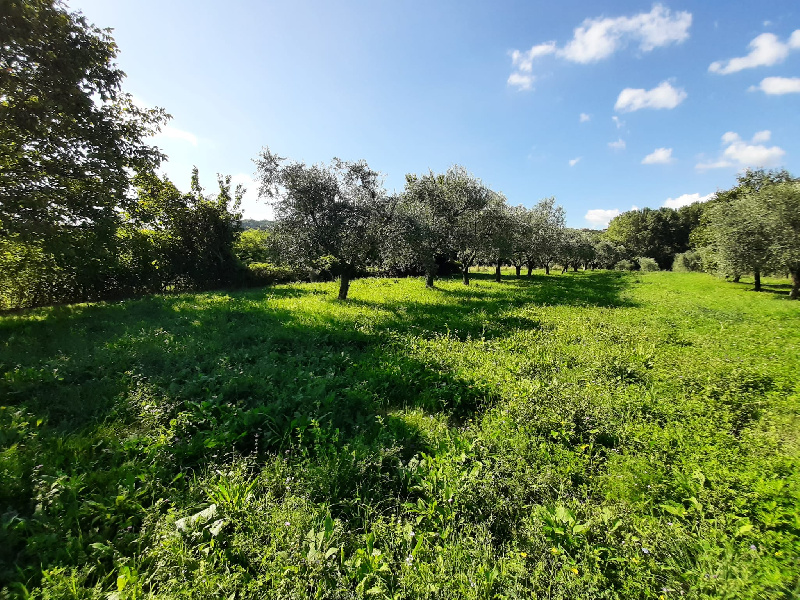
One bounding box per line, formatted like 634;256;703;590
69;1;800;228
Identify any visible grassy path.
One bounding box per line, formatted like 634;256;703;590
1;272;798;598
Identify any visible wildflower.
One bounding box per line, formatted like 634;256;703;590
570;567;579;575
642;547;650;555
519;552;527;558
405;555;413;565
284;521;290;527
750;544;756;551
550;547;559;555
774;550;783;557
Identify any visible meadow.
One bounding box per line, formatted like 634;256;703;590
1;271;798;599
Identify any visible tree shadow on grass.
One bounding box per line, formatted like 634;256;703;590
344;270;635;341
0;271;634;590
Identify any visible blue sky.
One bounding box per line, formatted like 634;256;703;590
70;1;799;227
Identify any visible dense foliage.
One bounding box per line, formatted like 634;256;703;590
1;272;798;598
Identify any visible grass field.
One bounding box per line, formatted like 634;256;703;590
1;271;799;599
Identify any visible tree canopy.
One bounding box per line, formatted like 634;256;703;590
1;0;168;242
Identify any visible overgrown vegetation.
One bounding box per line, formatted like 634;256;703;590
2;272;799;598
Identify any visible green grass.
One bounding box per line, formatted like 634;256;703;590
1;271;799;599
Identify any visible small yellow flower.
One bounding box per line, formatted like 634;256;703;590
774;551;783;557
550;547;560;555
570;567;579;575
631;557;640;564
519;552;528;558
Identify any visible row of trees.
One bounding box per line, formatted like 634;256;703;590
3;1;797;308
255;150;579;299
602;169;800;299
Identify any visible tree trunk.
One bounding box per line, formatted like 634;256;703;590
790;269;799;300
754;269;761;292
573;264;579;272
545;264;550;275
515;265;521;277
526;262;534;277
425;270;435;288
561;266;567;274
495;260;501;283
338;270;351;300
462;265;470;286
733;274;740;283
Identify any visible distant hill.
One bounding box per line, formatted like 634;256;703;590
241;219;274;230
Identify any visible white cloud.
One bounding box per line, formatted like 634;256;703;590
751;130;771;143
612;116;624;129
721;131;741;144
750;76;800;95
561;5;692;63
723;139;785;166
156;125;199;146
569;157;582;166
585;208;620;227
695;159;733;171
663;192;713;209
631;205;639;211
580;113;591;122
709;30;800;74
608;138;626;150
507;72;535;91
507;5;691;91
641;147;674;164
511;42;557;72
696;131;786;171
615;80;687;112
231;173;274;221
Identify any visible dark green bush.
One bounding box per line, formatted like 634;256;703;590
246;262;301;286
672;250;704;272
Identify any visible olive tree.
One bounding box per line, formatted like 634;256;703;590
764;181;800;299
396;166;488;288
707;193;774;291
254;148;392;299
479;193;515;283
528;197;565;275
450;172;494;285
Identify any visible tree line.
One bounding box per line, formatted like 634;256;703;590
2;1;798;309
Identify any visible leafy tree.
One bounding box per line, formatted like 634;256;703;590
128;168;244;291
604;207;691;269
395;166;487;288
234;229;272;265
594;239;624;270
527;197;565;275
763;181;800;299
690;169;797;278
446;169;493;285
508;205;532;277
1;0;167;242
707;193;774;291
480;193;515;283
254;148;392;299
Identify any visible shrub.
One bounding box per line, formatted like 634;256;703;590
614;259;636;271
672;250;703;272
246;262;301;286
638;257;660;272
